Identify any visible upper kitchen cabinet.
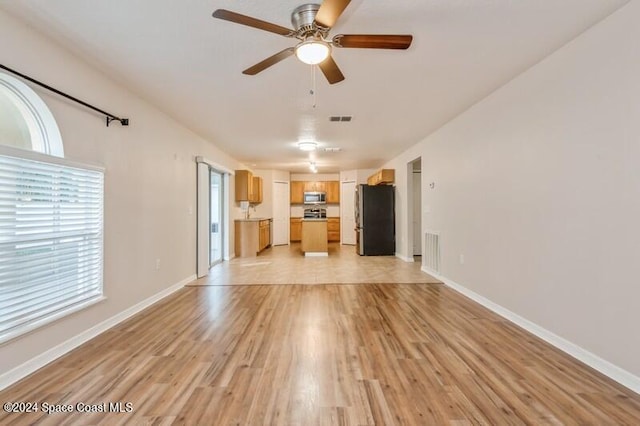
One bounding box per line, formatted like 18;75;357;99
252;176;263;204
325;181;340;204
304;181;326;192
367;169;395;186
290;180;340;204
235;170;262;204
290;181;304;204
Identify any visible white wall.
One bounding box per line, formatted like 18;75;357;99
0;10;243;379
385;1;640;380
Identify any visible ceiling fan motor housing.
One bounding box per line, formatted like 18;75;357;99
291;3;321;34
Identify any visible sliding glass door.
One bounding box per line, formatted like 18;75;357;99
210;169;223;266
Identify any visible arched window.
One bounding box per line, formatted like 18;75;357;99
0;72;64;156
0;72;104;344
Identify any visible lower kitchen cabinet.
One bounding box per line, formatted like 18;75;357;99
258;219;270;251
235;219;271;257
328;217;340;242
290;217;302;242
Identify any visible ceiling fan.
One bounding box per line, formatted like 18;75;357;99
212;0;413;84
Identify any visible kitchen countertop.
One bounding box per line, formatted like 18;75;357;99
235;217;272;222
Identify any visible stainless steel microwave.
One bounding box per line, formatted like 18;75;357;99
303;191;326;205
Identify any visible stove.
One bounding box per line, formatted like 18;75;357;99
304;207;327;219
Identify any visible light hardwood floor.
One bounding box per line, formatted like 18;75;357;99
1;246;640;425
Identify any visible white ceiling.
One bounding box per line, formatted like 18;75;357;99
0;0;628;172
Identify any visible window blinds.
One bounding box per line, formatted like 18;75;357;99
0;152;104;343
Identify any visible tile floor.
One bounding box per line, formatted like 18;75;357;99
191;243;440;285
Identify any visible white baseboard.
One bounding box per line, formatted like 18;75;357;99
0;274;196;392
422;267;640;395
395;253;415;262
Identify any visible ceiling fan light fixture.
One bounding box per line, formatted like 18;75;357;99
298;141;318;151
295;39;330;65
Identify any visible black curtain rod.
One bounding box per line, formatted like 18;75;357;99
0;63;129;127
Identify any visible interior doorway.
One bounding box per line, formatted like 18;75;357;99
272;181;290;245
406;157;422;260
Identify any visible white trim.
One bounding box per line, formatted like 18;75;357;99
395;253;415;262
305;252;328;257
423;268;640;395
195;156;234;175
0;144;103;172
0;274;196;392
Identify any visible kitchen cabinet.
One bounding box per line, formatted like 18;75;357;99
235;218;271;257
325;181;340;204
291;180;339;204
328;217;340;242
290;217;302;241
235;170;263;204
258;219;270;251
367;169;395;186
235;170;253;202
252;176;263;204
290;181;304;204
304;181;326;192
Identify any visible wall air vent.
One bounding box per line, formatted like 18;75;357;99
329;116;353;122
424;231;441;274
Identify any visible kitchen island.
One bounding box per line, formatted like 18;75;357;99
301;218;328;256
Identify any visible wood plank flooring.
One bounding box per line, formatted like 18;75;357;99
1;282;639;425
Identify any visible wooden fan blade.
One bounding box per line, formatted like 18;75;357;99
318;55;345;85
242;48;295;75
333;34;413;49
314;0;351;28
212;9;294;37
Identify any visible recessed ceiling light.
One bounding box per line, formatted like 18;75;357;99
298;141;318;151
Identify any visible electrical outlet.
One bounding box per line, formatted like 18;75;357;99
155;259;161;270
459;254;465;265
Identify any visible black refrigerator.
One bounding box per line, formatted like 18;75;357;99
355;184;395;255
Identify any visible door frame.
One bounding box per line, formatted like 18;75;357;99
340;179;357;245
209;168;224;266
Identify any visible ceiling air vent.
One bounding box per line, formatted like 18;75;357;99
329;116;353;122
324;147;342;152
